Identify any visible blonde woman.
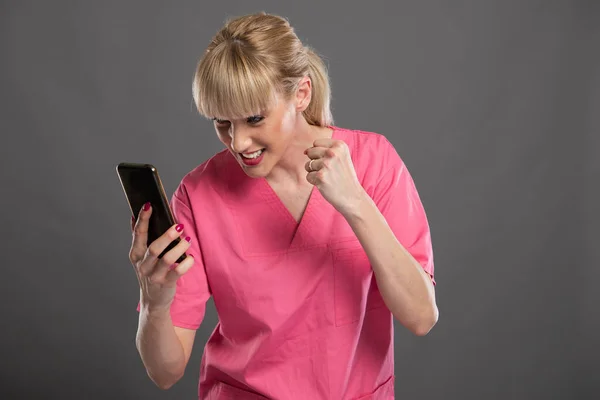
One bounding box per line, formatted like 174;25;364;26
129;12;438;400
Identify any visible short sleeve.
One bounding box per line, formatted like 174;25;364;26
370;141;436;285
135;185;212;330
168;189;212;329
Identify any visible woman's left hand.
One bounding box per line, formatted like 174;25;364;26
304;138;367;216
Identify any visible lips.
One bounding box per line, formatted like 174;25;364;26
239;148;265;166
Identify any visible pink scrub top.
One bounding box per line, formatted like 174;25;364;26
146;126;434;399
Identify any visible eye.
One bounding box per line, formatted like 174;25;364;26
246;115;264;125
213;118;230;125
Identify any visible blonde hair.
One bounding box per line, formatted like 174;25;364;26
192;12;333;127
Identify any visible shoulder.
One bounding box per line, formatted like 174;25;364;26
171;148;235;205
332;126;405;179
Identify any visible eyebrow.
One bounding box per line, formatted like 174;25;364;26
212;114;264;120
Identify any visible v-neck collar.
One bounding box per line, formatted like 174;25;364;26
258;181;323;248
256;126;338;248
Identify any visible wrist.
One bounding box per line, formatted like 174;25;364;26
141;305;173;325
339;189;372;221
139;294;173;318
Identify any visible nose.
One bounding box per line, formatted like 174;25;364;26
229;124;252;153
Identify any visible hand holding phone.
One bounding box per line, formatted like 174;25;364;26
117;163;195;310
129;202;195;310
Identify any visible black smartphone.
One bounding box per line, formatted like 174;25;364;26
116;162;186;263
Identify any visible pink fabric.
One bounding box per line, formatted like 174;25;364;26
142;127;434;399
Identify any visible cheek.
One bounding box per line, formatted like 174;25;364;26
216;128;231;145
269;121;292;147
275;108;297;138
282;105;297;128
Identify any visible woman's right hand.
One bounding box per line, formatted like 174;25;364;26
129;202;195;313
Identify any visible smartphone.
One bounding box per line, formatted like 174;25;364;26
116;162;187;263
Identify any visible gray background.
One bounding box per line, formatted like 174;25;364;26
1;0;598;399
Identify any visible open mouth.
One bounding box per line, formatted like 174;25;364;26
240;149;265;159
239;148;266;166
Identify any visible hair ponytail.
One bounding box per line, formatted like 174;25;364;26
303;47;333;127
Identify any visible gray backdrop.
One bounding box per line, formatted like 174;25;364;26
1;0;598;399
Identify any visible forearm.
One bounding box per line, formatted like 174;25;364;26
342;192;438;336
136;303;186;389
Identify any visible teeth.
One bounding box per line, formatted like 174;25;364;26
241;149;264;159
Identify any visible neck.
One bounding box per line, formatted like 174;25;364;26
266;119;332;186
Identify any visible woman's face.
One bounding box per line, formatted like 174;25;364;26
213;81;311;178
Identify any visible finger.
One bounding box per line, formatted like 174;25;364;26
165;253;196;283
312;138;336;148
304;146;332;159
147;235;192;283
143;222;186;268
130;202;152;262
305;170;322;187
304;157;326;173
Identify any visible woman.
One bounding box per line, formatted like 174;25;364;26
129;12;438;400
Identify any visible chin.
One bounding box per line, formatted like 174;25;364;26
237;157;270;179
240;166;267;178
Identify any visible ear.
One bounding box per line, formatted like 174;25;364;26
295;76;312;113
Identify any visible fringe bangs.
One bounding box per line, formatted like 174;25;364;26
193;43;278;120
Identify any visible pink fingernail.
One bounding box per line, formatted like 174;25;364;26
143;202;151;211
185;236;191;242
175;224;184;232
